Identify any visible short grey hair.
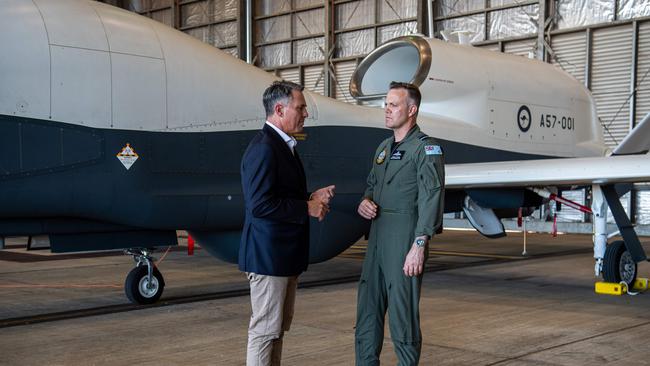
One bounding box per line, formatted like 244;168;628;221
263;80;304;118
389;81;421;109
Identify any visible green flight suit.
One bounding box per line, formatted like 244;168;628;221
355;125;445;366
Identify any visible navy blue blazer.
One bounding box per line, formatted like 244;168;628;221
239;124;309;276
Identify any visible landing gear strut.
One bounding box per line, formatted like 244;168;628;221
124;248;165;304
593;184;646;286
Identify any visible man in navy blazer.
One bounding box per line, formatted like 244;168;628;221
240;80;335;366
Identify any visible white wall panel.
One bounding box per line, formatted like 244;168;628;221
336;29;375;58
591;25;633;148
635;21;650;127
434;0;484;17
636;189;650;225
294;8;324;37
150;8;172;26
278;68;300;84
503;38;536;58
550;31;587;85
379;0;417;22
378;21;417;44
304;65;325;95
477;44;501;52
294;37;325;63
258;42;291;68
334;60;358;103
336;0;374;30
553;189;586;222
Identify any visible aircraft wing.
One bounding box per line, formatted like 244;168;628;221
613;113;650;155
446;153;650;189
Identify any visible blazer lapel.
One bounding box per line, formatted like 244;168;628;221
263;124;305;189
264;124;298;161
293;146;307;191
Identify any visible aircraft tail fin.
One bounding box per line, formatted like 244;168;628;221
612;113;650;155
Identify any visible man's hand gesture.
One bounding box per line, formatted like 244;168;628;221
308;185;335;221
357;198;378;220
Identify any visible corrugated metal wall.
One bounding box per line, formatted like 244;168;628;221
503;38;536;58
333;60;358;103
636;22;650;126
550;31;587;85
304;65;326;96
591;25;633;148
278;68;300;84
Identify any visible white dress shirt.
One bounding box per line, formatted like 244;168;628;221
266;121;297;154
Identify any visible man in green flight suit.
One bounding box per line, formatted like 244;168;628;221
355;81;445;365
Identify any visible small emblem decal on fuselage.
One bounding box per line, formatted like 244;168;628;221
116;143;139;170
517;105;532;132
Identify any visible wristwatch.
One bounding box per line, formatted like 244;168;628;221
415;238;426;248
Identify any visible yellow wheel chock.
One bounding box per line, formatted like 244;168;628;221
595;278;649;295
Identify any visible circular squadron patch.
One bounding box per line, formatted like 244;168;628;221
376;149;387;164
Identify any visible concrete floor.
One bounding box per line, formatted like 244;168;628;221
1;231;650;365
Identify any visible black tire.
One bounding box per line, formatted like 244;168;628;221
602;240;637;286
124;265;165;304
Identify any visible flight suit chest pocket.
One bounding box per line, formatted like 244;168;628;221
387;160;416;187
385;160;411;184
397;161;417;186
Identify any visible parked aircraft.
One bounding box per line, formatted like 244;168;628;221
1;0;649;303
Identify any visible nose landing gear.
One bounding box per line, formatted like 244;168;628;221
124;248;165;304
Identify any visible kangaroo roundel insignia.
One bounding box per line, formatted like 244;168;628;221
517;105;532;132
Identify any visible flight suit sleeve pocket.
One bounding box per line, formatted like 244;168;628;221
419;162;441;191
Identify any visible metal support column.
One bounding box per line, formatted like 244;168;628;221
416;0;427;36
536;0;547;61
172;0;180;30
426;0;434;37
630;21;638;129
585;28;593;89
244;0;253;64
324;0;334;97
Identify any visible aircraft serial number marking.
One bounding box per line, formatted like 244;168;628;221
540;114;574;130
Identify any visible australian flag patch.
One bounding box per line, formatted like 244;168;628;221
424;145;442;155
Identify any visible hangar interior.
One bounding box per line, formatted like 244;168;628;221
98;0;650;234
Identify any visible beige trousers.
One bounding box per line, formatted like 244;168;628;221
245;273;298;366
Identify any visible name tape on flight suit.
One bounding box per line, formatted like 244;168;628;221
390;150;405;160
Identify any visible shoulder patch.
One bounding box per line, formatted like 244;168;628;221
424;145;442;155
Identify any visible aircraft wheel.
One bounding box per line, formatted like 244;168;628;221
602;240;637;286
125;265;165;304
